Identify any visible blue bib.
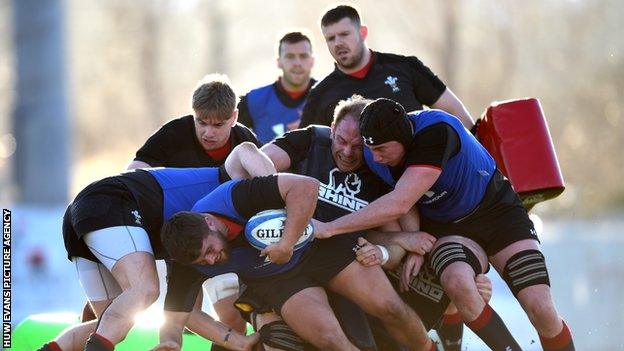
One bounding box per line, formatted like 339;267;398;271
365;110;496;222
247;84;305;144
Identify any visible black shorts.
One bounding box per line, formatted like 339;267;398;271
421;170;538;256
63;177;144;262
244;234;357;314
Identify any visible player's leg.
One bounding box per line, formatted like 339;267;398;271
490;239;575;351
83;226;159;349
435;303;463;351
279;286;358;351
433;236;521;350
327;261;435;351
37;258;121;351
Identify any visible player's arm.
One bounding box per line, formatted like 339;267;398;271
260;127;315;171
129;122;175;169
360;208;435;269
186;293;260;351
261;174;319;263
316;123;457;238
316;166;440;238
431;88;474;129
224;142;276;179
152;311;188;350
261;143;292;171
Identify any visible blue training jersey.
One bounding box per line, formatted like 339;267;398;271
191;179;311;280
146;167;222;220
364;109;496;222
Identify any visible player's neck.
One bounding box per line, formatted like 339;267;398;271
279;77;309;94
278;77;308;100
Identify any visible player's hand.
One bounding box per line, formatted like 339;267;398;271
475;273;492;303
400;253;425;293
261;242;294;264
354;237;383;267
397;231;436;255
311;219;334;239
150;341;180;351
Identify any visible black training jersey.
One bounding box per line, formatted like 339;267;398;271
272;126;391;222
300;51;446;127
133;115;260;167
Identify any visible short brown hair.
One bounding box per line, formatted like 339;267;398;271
321;4;361;27
192;74;237;121
278;31;312;56
161;211;212;264
332;94;372;126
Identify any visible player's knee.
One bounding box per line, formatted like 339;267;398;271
432;243;481;282
441;271;476;299
372;295;407;322
502;249;550;297
520;289;559;325
136;282;160;306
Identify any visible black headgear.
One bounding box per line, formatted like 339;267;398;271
359;98;413;148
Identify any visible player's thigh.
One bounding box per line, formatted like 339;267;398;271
73;256;122;305
326;261;401;315
83;226;157;290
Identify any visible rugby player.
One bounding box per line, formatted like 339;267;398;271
315;98;576;351
36;143;273;351
238;32;315;144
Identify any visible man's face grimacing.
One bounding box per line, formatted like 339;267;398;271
321;18;368;70
331;116;364;172
191;215;230;265
278;41;314;89
367;141;405;167
194;111;237;152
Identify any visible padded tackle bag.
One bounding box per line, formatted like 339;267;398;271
477;98;565;210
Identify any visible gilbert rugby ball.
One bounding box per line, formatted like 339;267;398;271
244;209;314;250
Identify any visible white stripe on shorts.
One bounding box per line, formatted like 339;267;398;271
83;225;153;271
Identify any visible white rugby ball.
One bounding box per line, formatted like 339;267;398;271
244;209;314;251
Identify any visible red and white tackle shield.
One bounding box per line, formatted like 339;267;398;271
477;98;565;210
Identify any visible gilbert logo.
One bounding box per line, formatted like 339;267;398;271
385;76;400;92
318;168;368;212
362;136;374;144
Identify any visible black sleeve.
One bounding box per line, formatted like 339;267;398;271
270;128;314;165
403;123;460;169
232;123;261;147
237;95;254;130
163;260;206;312
231;175;286;218
134;126;173;167
407;56;447;106
299;90;321;128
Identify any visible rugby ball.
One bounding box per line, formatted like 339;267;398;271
244;209;314;251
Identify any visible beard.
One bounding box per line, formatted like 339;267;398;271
336;42;366;70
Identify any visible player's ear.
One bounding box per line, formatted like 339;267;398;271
231;109;239;126
204;215;217;231
359;25;368;40
330;122;336;137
